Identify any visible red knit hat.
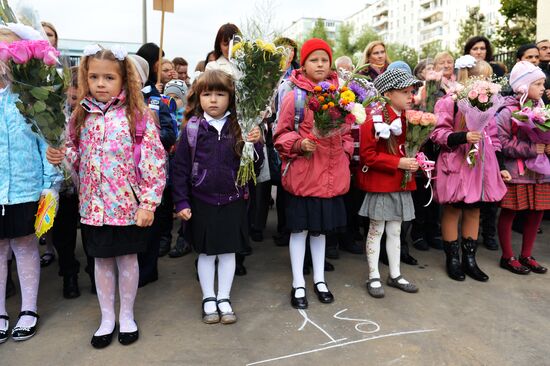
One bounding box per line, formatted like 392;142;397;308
300;38;332;66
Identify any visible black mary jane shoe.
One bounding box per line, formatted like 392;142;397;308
313;282;334;304
291;287;308;309
11;311;39;342
91;325;116;349
118;323;139;346
519;256;548;274
0;315;9;344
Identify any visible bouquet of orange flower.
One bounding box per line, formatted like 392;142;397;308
401;110;437;190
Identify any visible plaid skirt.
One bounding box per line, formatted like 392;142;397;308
500;183;550;211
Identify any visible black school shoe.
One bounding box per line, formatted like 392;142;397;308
91;325;116;349
313;282;334;304
63;275;81;299
11;311;39;342
119;323;139;345
0;315;9;344
290;287;308;309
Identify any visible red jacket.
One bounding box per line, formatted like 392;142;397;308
274;69;353;198
356;106;416;193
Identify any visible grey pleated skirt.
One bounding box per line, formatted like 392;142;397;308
358;192;415;222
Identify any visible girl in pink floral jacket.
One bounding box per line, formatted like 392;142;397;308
47;46;165;348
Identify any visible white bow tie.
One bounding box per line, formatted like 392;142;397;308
374;118;402;139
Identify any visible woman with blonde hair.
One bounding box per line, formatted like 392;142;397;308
359;40;391;81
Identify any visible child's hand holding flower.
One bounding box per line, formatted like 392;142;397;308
545;144;550;155
466;131;482;144
246;126;261;143
46;146;66;165
536;143;546;154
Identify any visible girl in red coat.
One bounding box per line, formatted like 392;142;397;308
274;39;353;309
356;69;423;298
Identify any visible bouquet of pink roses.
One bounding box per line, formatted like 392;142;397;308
511;100;550;174
0;39;66;147
454;77;505;167
423;70;443;113
401;110;437;192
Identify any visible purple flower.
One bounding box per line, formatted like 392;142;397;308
348;81;370;103
319;81;332;91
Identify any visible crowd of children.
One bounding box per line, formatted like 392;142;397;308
0;13;549;351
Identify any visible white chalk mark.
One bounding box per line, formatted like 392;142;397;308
320;338;347;346
246;329;437;366
297;309;338;344
333;309;381;334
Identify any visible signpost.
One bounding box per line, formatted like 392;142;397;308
153;0;174;84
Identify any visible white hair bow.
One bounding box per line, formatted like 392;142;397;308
374;118;402;140
455;55;477;69
83;44;127;61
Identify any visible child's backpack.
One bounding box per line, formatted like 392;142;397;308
269;79;307;184
147;94;179;137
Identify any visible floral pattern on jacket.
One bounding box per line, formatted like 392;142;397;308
66;92;166;226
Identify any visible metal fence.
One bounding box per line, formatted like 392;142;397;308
493;51;515;74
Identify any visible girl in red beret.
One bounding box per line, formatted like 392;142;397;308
274;38;354;309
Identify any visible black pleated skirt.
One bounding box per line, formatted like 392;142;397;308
285;194;347;235
81;224;149;258
0;201;38;239
189;197;250;255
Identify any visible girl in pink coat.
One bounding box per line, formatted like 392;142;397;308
274;39;353;309
431;58;510;283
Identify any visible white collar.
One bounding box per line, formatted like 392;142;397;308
203;111;231;123
390;105;403;117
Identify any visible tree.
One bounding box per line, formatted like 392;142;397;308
308;18;333;47
241;0;281;40
334;23;355;60
387;43;419;70
420;40;442;59
494;0;537;51
456;6;487;51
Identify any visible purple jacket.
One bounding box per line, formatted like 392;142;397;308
496;96;550;184
431;95;507;204
172;116;264;212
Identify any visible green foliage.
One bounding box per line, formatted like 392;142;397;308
494;0;537;51
387;43;419;70
456;6;487;51
308;18;333;47
420;40;442;60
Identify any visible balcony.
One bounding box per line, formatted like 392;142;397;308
420;0;432;7
421;19;444;32
372;15;388;28
421;7;442;20
372;1;388;17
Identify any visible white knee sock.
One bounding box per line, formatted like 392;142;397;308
197;254;217;313
94;257;116;336
11;235;40;328
386;220;409;285
217;253;236;313
310;235;328;292
289;231;308;297
366;220;385;288
0;239;10;330
116;254;139;333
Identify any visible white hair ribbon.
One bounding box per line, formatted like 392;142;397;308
82;44;127;61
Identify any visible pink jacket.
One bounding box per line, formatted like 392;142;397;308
274;70;353;198
431;95;507;204
66;93;166;226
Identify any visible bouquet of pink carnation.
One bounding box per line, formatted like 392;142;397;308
401;110;437;191
511;99;550;174
453;77;505;167
0;39;67;147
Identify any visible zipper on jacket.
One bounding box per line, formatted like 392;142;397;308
1;205;4;216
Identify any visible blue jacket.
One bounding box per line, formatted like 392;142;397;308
0;87;61;205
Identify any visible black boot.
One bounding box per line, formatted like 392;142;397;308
443;241;465;281
63;275;81;299
461;237;489;282
400;241;418;265
6;260;15;298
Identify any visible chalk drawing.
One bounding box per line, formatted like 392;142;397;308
246;308;437;366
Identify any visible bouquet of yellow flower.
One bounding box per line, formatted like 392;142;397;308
230;38;288;186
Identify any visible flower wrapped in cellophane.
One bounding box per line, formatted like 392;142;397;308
0;39;67;147
453;76;506;167
230;37;288;186
512;100;550;175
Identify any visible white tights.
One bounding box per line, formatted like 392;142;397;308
366;220;409;288
94;254;139;336
289;231;328;298
197;253;236;313
0;234;40;329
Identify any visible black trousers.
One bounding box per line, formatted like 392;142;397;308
249;181;272;233
138;185;173;281
480;202;498;239
276;185;288;234
157;185;175;242
326;178;362;248
52;193;93;278
410;174;442;242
